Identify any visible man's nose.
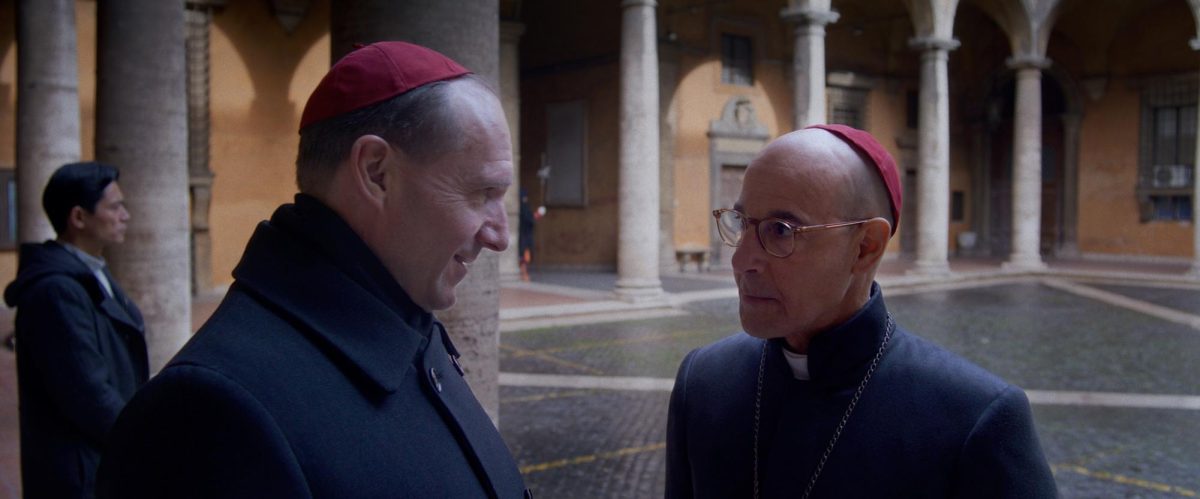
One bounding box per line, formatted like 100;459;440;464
478;204;509;253
730;227;765;274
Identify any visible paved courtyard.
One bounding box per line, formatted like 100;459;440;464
499;270;1200;498
1;260;1198;497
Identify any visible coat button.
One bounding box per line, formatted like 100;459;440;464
428;367;443;393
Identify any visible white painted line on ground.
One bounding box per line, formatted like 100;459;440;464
500;373;1200;411
499;372;676;392
500;308;687;333
1025;390;1200;411
1041;278;1200;330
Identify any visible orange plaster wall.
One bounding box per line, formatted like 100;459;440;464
519;63;620;268
1076;84;1193;258
670;55;790;250
206;1;329;287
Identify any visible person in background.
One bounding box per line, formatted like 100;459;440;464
5;162;146;498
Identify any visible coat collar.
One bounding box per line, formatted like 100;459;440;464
774;283;891;390
232;196;432;394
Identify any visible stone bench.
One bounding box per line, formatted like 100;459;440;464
675;244;709;273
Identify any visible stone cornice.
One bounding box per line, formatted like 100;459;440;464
908;36;960;52
622;0;657;8
1006;55;1052;70
780;6;840;26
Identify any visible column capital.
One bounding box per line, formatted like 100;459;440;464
1006;55;1051;71
622;0;657;8
185;0;227;11
780;6;840;27
908;36;960;52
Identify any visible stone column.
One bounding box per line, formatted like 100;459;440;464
97;0;191;371
16;0;80;243
499;21;524;283
780;5;838;129
1058;113;1081;257
186;0;224;295
615;0;664;301
1003;56;1050;271
330;0;505;423
908;37;959;275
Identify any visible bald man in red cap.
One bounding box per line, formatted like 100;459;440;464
98;42;530;498
666;125;1056;498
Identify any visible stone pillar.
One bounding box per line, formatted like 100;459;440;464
330;0;505;423
186;0;224;295
16;0;80;243
499;21;524;283
97;0;191;371
615;0;664;301
908;37;958;275
1003;56;1050;271
780;5;838;129
1058;113;1081;257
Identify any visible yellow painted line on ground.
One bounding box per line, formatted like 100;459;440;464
1053;464;1198;497
499;343;605;375
507;330;699;358
501;390;591;404
520;442;667;474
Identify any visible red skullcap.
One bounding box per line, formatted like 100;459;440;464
805;124;903;236
299;41;471;131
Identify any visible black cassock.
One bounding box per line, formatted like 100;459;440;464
667;284;1057;498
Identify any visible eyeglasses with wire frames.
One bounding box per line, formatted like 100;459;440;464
712;208;873;258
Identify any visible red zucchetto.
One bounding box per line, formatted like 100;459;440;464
299;41;471;131
806;124;903;236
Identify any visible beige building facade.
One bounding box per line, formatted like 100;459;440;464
1;0;1199;291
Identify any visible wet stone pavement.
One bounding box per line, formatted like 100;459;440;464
499;279;1200;498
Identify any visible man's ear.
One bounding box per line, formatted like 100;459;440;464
347;135;395;209
68;205;88;230
853;217;891;272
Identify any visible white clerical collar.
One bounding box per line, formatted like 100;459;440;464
782;347;810;380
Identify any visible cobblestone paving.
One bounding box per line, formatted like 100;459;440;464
501;280;1200;498
1092;283;1200;316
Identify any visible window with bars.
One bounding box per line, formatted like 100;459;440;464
721;34;753;86
1138;78;1195;221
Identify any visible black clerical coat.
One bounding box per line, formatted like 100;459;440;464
667;285;1057;498
98;195;529;498
4;241;147;498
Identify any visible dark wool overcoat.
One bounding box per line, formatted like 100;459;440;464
667;285;1058;499
98;195;529;498
4;241;148;498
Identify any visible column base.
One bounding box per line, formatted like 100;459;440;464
907;259;952;276
1187;262;1200;279
614;277;665;303
1002;256;1047;272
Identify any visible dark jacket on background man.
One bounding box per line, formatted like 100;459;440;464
667;285;1057;498
4;241;147;498
97;195;529;498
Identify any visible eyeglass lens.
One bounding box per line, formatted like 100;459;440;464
716;210;795;257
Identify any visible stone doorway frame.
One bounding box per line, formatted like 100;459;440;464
707;95;770;268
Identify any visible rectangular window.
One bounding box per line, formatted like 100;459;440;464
544;100;588;207
0;169;16;249
721;34;753;86
1138;77;1195;221
951;191;965;223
